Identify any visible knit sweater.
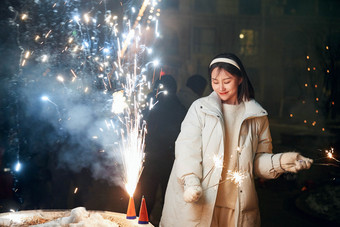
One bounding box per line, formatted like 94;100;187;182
215;102;245;208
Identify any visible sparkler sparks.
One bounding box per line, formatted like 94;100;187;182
226;170;247;187
315;147;340;163
325;147;340;162
203;154;247;190
204;170;247;191
202;155;223;182
203;152;247;190
213;155;224;169
310;147;340;167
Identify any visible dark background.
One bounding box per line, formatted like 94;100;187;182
1;0;340;226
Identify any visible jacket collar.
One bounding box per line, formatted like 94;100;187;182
199;92;268;120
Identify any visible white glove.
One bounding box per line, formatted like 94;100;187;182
280;152;313;173
183;175;202;203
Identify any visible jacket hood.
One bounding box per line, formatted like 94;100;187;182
198;91;268;120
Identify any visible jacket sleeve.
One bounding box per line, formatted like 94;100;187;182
175;101;204;183
254;116;285;179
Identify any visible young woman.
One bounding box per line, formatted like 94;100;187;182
159;53;313;227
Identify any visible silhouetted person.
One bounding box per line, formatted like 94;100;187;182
138;75;186;226
178;74;207;109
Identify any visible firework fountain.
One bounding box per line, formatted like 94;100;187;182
7;0;162;212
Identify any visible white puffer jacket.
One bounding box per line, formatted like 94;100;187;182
160;92;284;227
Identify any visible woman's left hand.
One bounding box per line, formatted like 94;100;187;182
280;152;313;173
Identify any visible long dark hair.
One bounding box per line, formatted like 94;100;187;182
208;53;255;103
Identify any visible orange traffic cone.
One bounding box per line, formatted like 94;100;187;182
138;196;149;224
126;196;136;219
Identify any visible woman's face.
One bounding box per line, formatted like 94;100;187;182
211;67;242;104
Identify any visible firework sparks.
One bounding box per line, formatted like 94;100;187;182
111;90;128;114
14;161;21;172
11;0;163;197
120;122;146;197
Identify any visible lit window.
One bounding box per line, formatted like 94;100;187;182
239;29;258;56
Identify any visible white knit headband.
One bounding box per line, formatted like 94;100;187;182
209;58;240;70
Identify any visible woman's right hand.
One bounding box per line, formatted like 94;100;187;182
183;175;203;203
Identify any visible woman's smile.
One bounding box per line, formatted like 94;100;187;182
211;68;242;105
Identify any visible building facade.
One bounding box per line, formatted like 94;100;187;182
157;0;340;118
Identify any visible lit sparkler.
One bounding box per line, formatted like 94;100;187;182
203;148;247;190
202;154;223;182
314;147;339;162
204;170;247;191
324;147;340;162
226;170;247;187
286;147;340;168
313;147;340;167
